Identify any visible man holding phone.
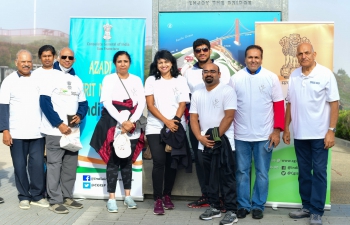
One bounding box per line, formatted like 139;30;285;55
230;45;285;220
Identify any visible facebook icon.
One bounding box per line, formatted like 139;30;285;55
83;175;91;181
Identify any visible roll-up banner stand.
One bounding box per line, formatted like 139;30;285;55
69;17;146;200
255;22;334;209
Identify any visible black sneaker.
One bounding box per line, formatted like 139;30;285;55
289;208;310;218
0;197;4;204
199;206;221;220
252;208;263;219
49;204;69;214
187;195;209;208
237;208;250;218
63;198;83;209
220;211;238;225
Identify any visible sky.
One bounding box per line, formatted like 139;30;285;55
0;0;349;73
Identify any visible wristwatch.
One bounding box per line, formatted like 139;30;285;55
329;127;336;133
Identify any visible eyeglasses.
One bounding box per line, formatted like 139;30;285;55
61;55;74;60
202;70;217;74
194;47;209;54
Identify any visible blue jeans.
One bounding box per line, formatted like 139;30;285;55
235;139;272;211
294;139;328;216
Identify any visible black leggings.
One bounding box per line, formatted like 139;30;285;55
147;134;177;200
106;139;137;192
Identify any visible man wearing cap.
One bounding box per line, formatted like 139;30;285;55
283;43;339;225
231;45;285;220
184;38;232;209
0;50;48;209
40;47;88;214
190;63;238;225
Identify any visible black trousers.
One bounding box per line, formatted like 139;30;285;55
188;121;207;195
147;134;177;200
106;139;137;192
10;138;45;201
198;149;237;211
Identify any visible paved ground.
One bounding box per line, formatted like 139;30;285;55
0;168;349;225
1;134;349;224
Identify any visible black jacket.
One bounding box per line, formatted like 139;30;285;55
160;123;192;173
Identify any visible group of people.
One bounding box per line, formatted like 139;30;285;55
0;45;88;214
0;37;339;225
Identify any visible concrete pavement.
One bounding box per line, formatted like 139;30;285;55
0;166;349;225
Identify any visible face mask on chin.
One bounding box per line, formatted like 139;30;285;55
59;63;72;74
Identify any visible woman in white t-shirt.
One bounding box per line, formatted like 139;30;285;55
145;50;190;215
90;51;145;213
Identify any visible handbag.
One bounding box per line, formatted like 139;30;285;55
60;127;83;152
142;135;152;160
143;146;152;160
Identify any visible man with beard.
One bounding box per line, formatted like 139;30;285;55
0;50;48;209
190;63;238;225
230;45;284;220
184;38;232;210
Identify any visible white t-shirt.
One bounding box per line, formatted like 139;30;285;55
184;61;231;94
190;83;237;150
0;71;43;139
40;70;86;136
231;67;284;141
286;63;340;139
144;75;190;135
100;73;145;139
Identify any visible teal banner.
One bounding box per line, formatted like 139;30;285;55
69;18;145;199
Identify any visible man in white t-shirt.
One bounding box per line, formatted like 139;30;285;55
190;63;238;224
283;43;339;225
230;45;285;220
184;38;231;209
0;50;48;209
40;47;88;214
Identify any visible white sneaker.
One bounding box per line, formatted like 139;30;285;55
19;200;30;209
30;198;50;207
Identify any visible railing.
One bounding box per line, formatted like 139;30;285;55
0;28;69;38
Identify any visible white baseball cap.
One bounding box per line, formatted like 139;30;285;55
113;133;131;158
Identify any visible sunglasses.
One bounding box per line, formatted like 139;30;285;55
61;55;74;60
194;47;209;54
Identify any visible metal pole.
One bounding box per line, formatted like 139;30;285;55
34;0;36;36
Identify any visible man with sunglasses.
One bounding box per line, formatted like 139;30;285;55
184;38;232;210
230;45;284;220
40;47;88;214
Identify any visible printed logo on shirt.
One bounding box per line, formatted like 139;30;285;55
310;81;320;84
213;99;220;108
131;88;137;96
173;87;180;97
259;84;266;93
59;88;70;96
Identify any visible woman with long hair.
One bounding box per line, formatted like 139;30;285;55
90;51;145;213
144;50;190;215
